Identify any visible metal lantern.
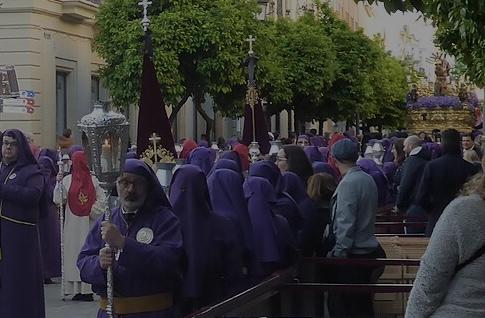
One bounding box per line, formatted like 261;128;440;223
77;101;130;190
269;140;282;157
77;101;129;318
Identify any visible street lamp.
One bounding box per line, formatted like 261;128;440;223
77;101;129;318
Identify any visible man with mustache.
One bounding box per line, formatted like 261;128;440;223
78;159;183;317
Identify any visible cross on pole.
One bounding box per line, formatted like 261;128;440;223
149;132;161;163
246;35;256;55
138;0;152;32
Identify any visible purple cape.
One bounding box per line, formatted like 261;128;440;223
313;162;337;180
304;146;324;163
0;129;45;318
243;176;296;278
78;159;182;318
357;158;390;207
38;156;61;279
207;168;254;262
310;136;326;147
186;147;213;176
209;158;241;175
318;147;329;162
248;160;302;234
281;171;308;205
169;165;244;307
220;151;243;172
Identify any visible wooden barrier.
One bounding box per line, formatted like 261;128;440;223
187;258;422;318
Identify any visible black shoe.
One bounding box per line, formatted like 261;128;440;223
72;293;93;302
44;278;54;285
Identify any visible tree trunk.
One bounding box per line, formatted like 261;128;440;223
318;119;324;136
169;91;191;124
195;101;214;140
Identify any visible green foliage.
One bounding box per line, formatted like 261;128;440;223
316;2;382;120
367;53;409;128
95;0;260;110
260;15;337;119
96;0;410;130
356;0;485;86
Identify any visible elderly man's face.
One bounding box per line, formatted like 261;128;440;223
2;136;19;164
462;136;473;150
116;172;148;212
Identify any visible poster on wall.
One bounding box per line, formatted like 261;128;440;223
0;66;39;114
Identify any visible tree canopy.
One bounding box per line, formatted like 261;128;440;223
96;0;411;134
356;0;485;86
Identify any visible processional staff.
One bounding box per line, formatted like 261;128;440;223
56;147;66;299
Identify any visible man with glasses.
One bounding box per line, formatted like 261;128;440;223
78;159;183;317
0;129;46;318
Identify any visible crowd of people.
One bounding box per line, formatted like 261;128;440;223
0;126;484;317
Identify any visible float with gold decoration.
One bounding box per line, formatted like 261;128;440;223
406;54;480;135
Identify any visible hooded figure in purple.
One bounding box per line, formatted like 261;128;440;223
313;162;337;180
357;158;390;207
220;150;242;172
78;159;183;317
186;147;213;176
304;146;325;163
281;171;309;207
0;129;45;318
249;160;303;235
209;158;241;176
207;168;254;282
170;165;244;314
243;176;297;279
318;147;329;162
38;155;61;282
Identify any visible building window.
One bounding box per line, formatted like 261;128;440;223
56;71;68;137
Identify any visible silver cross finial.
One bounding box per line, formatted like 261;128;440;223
138;0;152;32
246;35;256;54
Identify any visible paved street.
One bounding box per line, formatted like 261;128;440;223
45;279;98;318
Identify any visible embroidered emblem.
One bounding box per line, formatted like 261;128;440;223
78;192;88;205
8;173;16;180
136;227;154;244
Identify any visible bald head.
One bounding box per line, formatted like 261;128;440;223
404;135;422;155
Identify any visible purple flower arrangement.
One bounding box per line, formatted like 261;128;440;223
407;95;478;109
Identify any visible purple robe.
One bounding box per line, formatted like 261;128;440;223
310;136;326;147
313;162;337;180
318;147;329;162
38;156;61;279
304;146;324;163
243;176;296;278
209;158;241;175
357;158;390;207
0;129;45;318
207;169;254;261
78;159;183;318
249;161;303;234
220;151;242;172
169;165;244;313
281;171;308;205
186;147;213;176
68;145;83;157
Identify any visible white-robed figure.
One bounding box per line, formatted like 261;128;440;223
54;150;106;301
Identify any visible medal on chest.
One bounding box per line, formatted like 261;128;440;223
136;227;154;244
